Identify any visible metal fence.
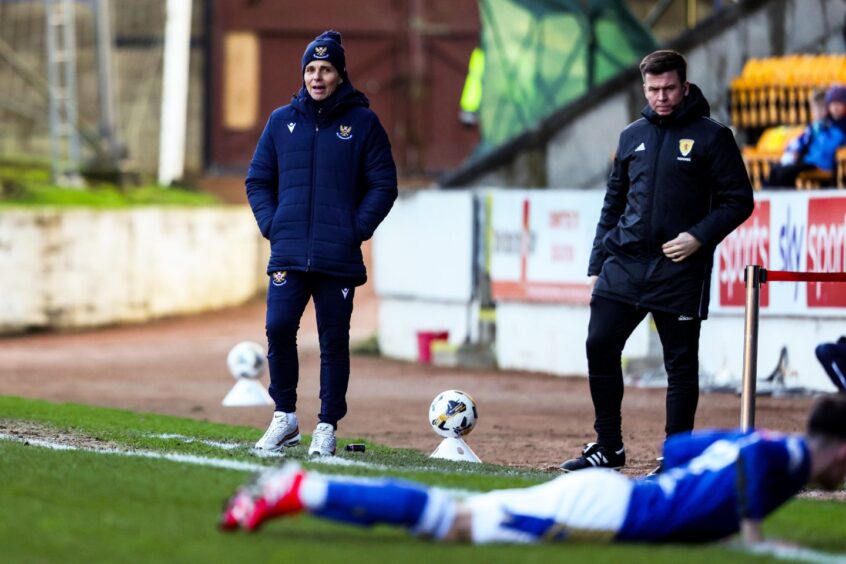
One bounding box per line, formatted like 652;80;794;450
0;0;205;177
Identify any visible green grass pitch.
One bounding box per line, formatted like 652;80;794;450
1;396;844;563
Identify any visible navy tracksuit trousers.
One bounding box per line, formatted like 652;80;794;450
815;338;846;392
586;295;702;449
265;271;356;427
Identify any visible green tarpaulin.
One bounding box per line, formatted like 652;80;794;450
478;0;657;149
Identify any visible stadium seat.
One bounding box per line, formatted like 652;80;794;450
730;54;846;129
836;146;846;188
795;168;833;190
741;125;804;189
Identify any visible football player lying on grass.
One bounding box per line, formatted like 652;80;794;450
221;395;846;547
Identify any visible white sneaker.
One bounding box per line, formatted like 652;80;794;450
308;422;336;456
254;411;301;452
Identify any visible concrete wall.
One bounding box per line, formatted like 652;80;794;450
493;301;845;393
378;298;476;361
373;190;477;360
495;302;653;376
700;315;843;392
0;207;268;333
460;0;846;190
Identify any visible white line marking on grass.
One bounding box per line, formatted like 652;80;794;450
135;432;506;477
0;432;479;498
0;432;455;475
1;425;540;484
734;542;846;564
141;434;396;469
147;433;243;450
0;432;265;472
0;432;479;502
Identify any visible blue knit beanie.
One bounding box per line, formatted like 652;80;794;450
302;30;347;80
825;85;846;105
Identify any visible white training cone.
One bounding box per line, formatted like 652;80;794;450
222;378;273;406
430;437;482;463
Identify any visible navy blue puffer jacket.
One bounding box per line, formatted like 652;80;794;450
245;81;397;285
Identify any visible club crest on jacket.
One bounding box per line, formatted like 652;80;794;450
337;125;353;140
679;139;694;156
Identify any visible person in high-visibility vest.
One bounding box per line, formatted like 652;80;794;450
459;47;484;126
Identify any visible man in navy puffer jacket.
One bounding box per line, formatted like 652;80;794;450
247;30;397;457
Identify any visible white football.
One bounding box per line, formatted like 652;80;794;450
226;341;266;379
429;389;478;438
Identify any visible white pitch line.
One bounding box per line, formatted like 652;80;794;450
735;542;846;564
144;433;394;470
140;432;520;478
0;432;265;472
147;433;244;450
0;431;441;474
0;432;475;496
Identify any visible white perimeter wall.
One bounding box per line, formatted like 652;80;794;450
701;316;845;391
378;298;477;361
0;207;268;332
373;190;475;359
498;303;844;393
374;189;846;392
495;302;651;376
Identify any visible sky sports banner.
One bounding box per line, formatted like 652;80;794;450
714;192;846;316
490;190;846;316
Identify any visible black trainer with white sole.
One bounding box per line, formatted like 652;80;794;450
560;442;625;472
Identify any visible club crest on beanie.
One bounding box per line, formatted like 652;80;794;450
302;30;347;80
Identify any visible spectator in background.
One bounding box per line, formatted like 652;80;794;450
459;47;485;127
808;87;829;124
246;30;397;457
766;85;846;188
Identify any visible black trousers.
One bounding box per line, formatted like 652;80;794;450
265;271;356;427
586;295;702;449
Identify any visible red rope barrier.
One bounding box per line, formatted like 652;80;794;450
764;270;846;283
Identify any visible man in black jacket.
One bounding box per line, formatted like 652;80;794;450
561;50;754;473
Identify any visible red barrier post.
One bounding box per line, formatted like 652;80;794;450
739;267;846;430
740;265;762;432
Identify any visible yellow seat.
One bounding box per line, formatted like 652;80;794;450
796;168;833;190
742;125;804;189
731;54;846;128
836;146;846;188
